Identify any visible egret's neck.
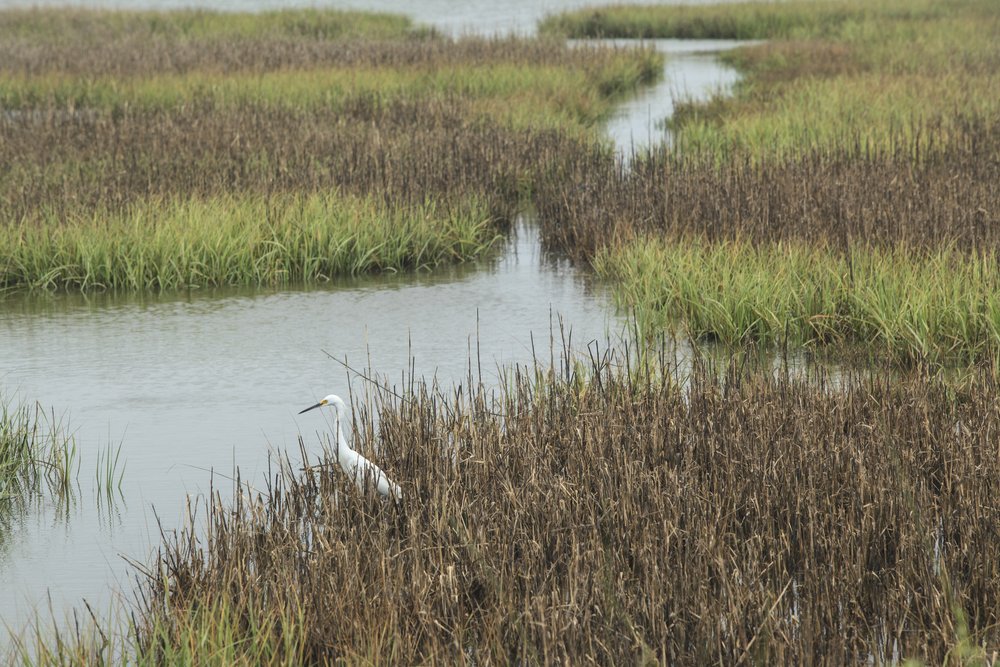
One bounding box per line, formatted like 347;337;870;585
333;410;355;460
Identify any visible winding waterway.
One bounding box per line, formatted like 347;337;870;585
0;2;750;634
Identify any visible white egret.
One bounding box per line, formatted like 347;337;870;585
298;394;402;501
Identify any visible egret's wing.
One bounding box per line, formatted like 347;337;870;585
364;459;401;499
374;469;402;499
344;452;401;499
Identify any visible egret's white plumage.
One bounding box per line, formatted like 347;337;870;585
299;394;402;500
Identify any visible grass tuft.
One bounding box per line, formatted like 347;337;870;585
0;399;77;510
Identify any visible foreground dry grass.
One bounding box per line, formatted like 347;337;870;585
104;355;1000;664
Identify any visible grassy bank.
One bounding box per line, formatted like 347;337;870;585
535;0;999;363
14;355;1000;663
2;194;498;291
0;8;661;292
596;240;1000;364
532;118;999;362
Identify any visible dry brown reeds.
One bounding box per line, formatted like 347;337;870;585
535;116;1000;261
132;353;1000;664
0;101;588;226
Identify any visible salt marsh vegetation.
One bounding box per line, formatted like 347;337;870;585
4;3;1000;664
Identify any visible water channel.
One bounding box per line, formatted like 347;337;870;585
0;1;750;634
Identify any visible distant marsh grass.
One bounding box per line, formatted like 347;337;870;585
2;194;500;291
0;60;656;125
0;8;663;293
0;9;660;128
673;67;1000;158
542;0;999;157
536;0;1000;364
540;0;959;40
0;7;424;43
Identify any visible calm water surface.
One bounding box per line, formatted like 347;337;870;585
0;1;748;634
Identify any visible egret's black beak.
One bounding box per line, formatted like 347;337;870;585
298;402;325;415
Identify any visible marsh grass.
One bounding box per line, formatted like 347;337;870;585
534;1;1000;364
13;348;1000;663
540;0;961;40
0;400;76;507
543;0;1000;157
0;60;658;121
0;8;425;45
2;194;500;291
95;442;125;501
532;117;1000;363
536;118;999;258
0;103;546;223
0;8;661;293
595;239;1000;365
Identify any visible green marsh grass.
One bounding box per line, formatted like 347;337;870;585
0;60;658;121
2;194;500;291
0;8;424;44
95;442;125;501
540;0;961;40
0;400;76;506
595;239;1000;365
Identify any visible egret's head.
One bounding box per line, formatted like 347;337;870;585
298;393;346;415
